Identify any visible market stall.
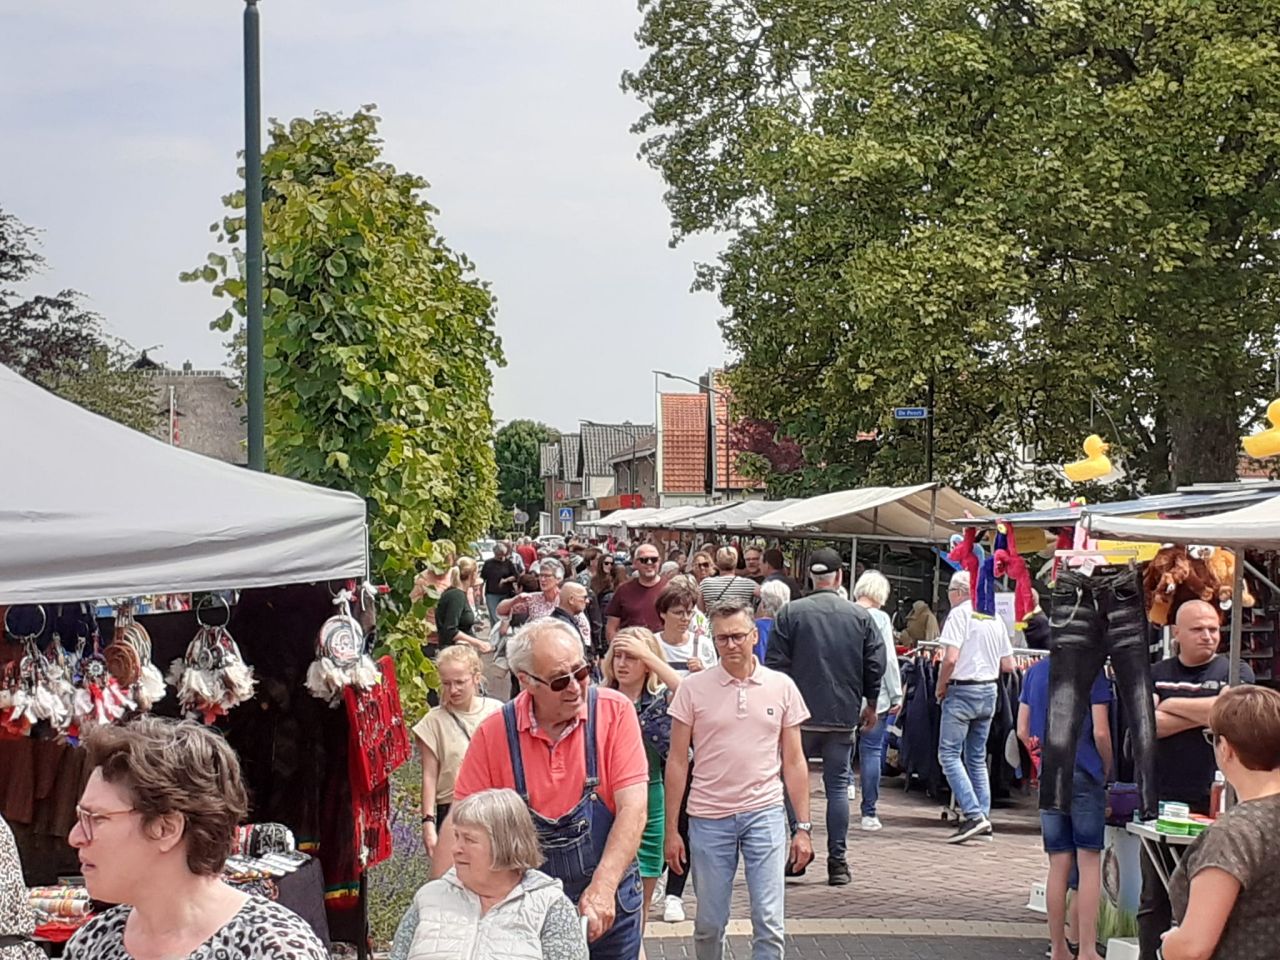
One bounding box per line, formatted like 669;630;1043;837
0;365;397;957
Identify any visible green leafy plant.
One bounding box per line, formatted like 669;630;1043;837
182;106;504;705
495;419;559;532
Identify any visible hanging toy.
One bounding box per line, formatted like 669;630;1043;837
108;605;167;712
1063;435;1112;482
1242;399;1280;459
168;595;255;724
305;584;380;707
72;654;136;735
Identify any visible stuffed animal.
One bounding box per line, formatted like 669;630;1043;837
1143;546;1191;626
1143;545;1255;625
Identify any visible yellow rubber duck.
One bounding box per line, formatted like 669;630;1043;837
1063;434;1112;482
1243;399;1280;459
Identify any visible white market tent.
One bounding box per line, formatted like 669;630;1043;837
575;507;661;531
0;363;368;604
750;483;988;542
1084;495;1280;548
631;504;728;529
670;499;800;532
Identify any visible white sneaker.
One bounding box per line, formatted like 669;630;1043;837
860;816;882;831
662;895;686;923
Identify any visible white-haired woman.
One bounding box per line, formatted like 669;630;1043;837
414;646;504;858
389;788;587;960
852;570;904;831
497;559;564;624
754;579;791;662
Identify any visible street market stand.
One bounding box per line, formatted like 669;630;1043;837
0;363;393;957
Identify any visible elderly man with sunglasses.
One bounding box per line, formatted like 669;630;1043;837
434;619;649;960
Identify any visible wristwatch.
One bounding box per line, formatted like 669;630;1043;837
795;821;813;833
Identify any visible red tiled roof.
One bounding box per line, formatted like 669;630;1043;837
710;372;764;490
661;393;708;493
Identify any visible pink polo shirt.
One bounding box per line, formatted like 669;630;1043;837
667;659;810;819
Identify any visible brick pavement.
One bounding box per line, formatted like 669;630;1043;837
645;934;1049;959
648;769;1048;927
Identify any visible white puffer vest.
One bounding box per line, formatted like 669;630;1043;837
407;868;569;960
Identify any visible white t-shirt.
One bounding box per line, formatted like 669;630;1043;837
940;600;1012;681
659;632;718;676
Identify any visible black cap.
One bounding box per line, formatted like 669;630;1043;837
809;547;843;575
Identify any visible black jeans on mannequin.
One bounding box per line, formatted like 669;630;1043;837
1043;566;1158;819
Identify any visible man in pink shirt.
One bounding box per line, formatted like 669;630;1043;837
664;600;813;960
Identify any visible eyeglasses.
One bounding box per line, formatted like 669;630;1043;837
695;561;713;568
526;663;592;692
75;804;135;842
713;631;754;647
635;557;659;565
1202;729;1221;747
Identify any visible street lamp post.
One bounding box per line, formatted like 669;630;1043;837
243;0;265;471
654;370;732;502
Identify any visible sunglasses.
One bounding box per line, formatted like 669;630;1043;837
635;557;659;564
527;663;592;692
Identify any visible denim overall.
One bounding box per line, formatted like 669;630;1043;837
503;686;643;959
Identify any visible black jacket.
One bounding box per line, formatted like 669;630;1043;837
765;589;885;729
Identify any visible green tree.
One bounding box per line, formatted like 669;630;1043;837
495;419;559;532
0;208;156;432
183;107;505;713
625;0;1280;504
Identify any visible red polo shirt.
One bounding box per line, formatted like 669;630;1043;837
452;687;648;820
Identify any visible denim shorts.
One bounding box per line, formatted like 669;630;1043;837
1040;774;1106;853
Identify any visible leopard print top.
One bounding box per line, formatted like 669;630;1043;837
64;895;327;960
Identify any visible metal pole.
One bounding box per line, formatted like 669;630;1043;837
654;371;661;508
925;375;935;483
1230;548;1244;686
168;386;176;445
243;0;265;472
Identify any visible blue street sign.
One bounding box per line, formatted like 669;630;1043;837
893;406;929;420
558;507;574;522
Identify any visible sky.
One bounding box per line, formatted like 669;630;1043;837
0;1;728;434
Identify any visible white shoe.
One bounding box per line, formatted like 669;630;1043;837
860;816;882;831
649;871;666;906
662;895;686;923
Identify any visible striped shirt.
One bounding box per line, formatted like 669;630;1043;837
699;575;758;612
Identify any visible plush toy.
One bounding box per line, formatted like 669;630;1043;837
948;528;982;606
1143;545;1256;625
993;523;1036;627
1143;546;1191;626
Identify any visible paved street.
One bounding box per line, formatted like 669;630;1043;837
645;766;1051;957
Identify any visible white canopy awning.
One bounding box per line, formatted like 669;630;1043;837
1085;495;1280;548
576;507;661;530
749;483;988;542
0;363;368;604
632;504;726;528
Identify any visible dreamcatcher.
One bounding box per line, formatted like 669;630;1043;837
0;606;63;736
70;606;135;735
107;603;167;711
167;595;255;724
304;584;380;707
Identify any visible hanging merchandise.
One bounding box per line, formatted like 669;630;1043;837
304;586;379;707
107;604;167;712
1062;434;1112;482
1142;544;1257;626
1241;398;1280;458
343;656;410;794
1;605;70;737
70;608;135;736
992;523;1036;628
947;527;985;607
168;596;255;724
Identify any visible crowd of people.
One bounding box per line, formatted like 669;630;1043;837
3;532;1277;960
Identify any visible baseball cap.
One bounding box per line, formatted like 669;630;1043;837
809;547;843;575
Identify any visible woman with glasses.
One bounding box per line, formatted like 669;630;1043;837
689;551;715;584
602;627;682;944
65;717;327;960
414;645;504;858
497;559;567;625
655;580;717;678
1161;685;1280;960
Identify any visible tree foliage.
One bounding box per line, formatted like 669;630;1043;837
183;107;505;712
495;419;559;531
625;0;1280;505
0;208;156;432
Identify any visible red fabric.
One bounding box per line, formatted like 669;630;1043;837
517;544;538;570
344;657;411;794
947;527;981;605
993;525;1036;626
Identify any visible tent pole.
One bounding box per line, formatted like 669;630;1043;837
928;486;940;610
1230;548;1244;686
850;535;858;579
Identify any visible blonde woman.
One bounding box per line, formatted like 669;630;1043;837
435;557;492;656
390;788;587;960
602;628;682;938
414;646;504;857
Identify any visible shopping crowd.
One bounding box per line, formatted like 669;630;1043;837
4;535;1278;960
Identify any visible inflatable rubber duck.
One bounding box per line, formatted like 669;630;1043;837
1063;434;1112;482
1242;399;1280;459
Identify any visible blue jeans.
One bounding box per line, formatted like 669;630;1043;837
785;730;854;862
689;805;788;960
858;713;890;818
938;683;997;820
484;593;503;625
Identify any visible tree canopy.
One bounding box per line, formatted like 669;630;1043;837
184;107;505;710
1;208;156;432
495;419;559;531
625;0;1280;504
